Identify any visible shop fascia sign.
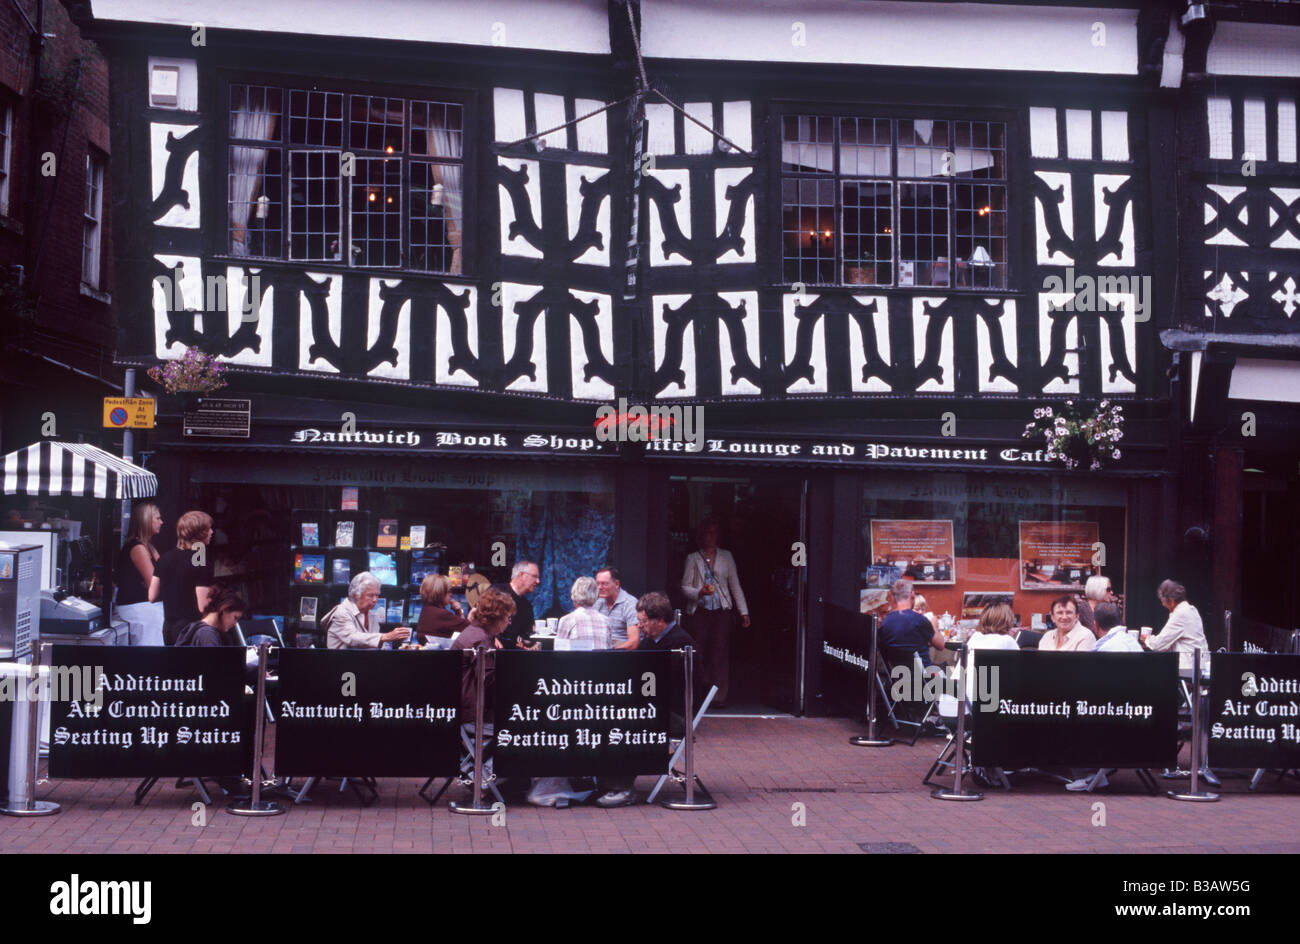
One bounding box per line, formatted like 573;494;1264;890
647;435;1053;466
288;426;607;453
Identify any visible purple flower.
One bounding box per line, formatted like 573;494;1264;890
1112;449;1121;459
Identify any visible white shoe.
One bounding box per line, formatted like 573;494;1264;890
1066;770;1108;791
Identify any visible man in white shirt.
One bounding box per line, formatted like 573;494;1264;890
1143;580;1210;670
1037;596;1095;652
1091;602;1143;652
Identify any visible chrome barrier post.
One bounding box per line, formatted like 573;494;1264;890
1223;610;1232;653
450;648;495;815
228;643;285;816
931;641;983;801
851;614;894;747
0;643;59;817
660;646;716;810
1168;648;1219;802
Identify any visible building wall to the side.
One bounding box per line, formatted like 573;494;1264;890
0;0;118;456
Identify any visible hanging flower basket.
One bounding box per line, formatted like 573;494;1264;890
1023;400;1124;472
147;347;228;396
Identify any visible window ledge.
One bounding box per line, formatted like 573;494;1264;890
80;283;112;305
0;214;22;236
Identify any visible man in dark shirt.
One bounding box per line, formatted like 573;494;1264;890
878;579;945;668
490;559;540;650
151;510;216;645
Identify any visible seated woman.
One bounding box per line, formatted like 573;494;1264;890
555;576;612;650
175;586;248;647
416;573;470;643
959;603;1020;704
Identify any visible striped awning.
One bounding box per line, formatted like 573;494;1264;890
1;441;158;500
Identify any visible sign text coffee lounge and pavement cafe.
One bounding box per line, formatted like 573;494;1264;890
280;425;1118;471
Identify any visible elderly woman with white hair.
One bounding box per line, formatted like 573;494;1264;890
556;575;612;650
325;572;411;649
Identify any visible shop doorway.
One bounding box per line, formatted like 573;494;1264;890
667;475;806;715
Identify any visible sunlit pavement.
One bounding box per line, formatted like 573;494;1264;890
6;717;1297;854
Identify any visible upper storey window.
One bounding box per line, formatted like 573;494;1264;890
227;82;466;274
781;115;1008;290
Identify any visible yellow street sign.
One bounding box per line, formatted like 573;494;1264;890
103;397;156;429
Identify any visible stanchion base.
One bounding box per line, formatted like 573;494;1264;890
659;795;717;811
448;800;498;816
849;736;894;747
0;800;60;817
930;787;984;801
1166;790;1220;802
226;800;286;816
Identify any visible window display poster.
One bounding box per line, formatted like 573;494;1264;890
1019;521;1100;590
869;519;955;585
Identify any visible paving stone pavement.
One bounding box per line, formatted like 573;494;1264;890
6;717;1298;854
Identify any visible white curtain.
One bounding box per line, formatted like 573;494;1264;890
229;99;275;256
416;108;464;273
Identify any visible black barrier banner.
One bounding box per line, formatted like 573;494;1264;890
970;651;1180;768
47;646;250;778
275;648;461;777
822;615;874;717
492;651;670;777
1207;653;1300;769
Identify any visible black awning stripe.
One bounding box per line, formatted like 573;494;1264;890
1;441;158;499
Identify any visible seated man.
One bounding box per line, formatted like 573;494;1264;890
878;579;945;668
1037;596;1095;652
878;579;946;728
593;592;696;809
1091;602;1142;652
325;573;410;650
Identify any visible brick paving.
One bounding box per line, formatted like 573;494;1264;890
5;717;1298;854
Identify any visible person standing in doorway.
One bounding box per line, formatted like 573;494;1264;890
115;502;165;646
681;520;749;709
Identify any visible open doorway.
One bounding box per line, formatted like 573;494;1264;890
667;474;806;715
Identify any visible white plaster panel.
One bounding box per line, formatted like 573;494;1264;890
222;266;274;368
1279;100;1297;163
1029;106;1058;159
784;292;826;394
365;278;411;380
715;167;754;264
646;103;676;155
1206;183;1247;247
1039;293;1079;394
683;101;714;155
913;297;953;393
566;164;610;266
655;293;696;398
638;1;1138;74
1094;174;1135;267
568;290;614;401
848;295;891;393
1207;22;1300;78
1034;171;1073;266
147;57;198;110
1098;293;1137;394
298;272;342;374
1270;188;1300;250
976;299;1017;393
717;291;760;396
151;123;200;228
533;93;569;150
1065;109;1093;160
1243;97;1268;161
436;285;479;387
493;88;527;143
503;282;548;393
152;254;202;358
722;101;752;152
573;98;608;153
1099;110;1129;162
499;156;544;258
96;0;612;54
647;168;691;266
1207;96;1233;159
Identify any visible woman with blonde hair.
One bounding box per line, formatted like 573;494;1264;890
958;603;1020;703
115;502;165;645
150;509;216;645
416;573;470;642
